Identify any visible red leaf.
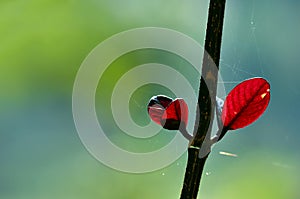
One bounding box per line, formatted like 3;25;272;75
148;96;188;130
162;99;189;128
148;104;165;125
221;77;270;130
148;95;172;125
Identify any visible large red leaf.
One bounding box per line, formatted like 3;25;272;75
221;77;270;130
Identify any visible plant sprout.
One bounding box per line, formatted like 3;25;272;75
146;0;271;198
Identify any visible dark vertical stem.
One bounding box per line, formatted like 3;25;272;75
180;0;226;199
180;149;208;199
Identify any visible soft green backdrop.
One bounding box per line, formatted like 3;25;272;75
1;0;299;198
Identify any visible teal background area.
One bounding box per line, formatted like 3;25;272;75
1;0;299;198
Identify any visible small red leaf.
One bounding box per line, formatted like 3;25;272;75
148;104;165;125
147;96;188;130
222;77;270;130
148;95;172;125
162;99;189;128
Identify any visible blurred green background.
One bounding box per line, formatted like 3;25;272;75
1;0;300;198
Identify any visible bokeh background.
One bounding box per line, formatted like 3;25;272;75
1;0;300;198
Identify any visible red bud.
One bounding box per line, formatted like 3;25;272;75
148;95;188;130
